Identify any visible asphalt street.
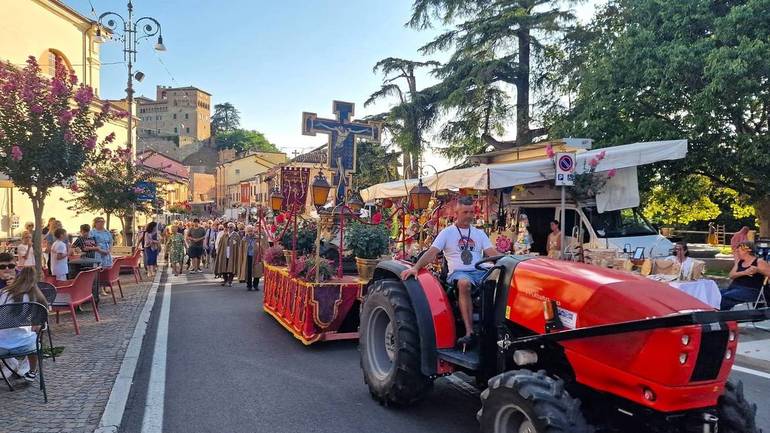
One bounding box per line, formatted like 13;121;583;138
119;269;770;433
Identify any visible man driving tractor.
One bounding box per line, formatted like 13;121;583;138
401;195;499;348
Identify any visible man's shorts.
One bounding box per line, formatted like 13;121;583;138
0;341;37;356
447;269;487;287
188;245;204;259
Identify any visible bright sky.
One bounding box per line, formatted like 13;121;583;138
69;0;602;170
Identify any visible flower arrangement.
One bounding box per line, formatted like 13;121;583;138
279;219;317;255
293;256;335;282
263;245;286;266
168;201;191;214
495;234;512;253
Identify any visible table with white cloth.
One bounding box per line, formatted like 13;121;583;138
669;279;721;309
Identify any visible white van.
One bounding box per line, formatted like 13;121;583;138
507;183;672;259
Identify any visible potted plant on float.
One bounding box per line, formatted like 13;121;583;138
280;219;317;265
347;221;390;282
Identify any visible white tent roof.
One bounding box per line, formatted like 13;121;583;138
360;139;687;201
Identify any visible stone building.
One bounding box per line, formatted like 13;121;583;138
136;85;212;144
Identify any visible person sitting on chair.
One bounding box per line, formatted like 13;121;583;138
401;195;499;348
721;241;769;310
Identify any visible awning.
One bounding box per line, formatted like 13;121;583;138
360;139;687;201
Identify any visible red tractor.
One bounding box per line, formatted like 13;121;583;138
359;256;769;433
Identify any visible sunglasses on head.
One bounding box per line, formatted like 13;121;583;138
0;264;15;270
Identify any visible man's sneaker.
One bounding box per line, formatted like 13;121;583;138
23;371;36;382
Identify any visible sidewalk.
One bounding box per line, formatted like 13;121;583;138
737;324;770;372
0;271;156;433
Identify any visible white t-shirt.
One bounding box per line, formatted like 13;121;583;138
0;292;36;350
431;224;493;274
17;244;35;267
50;240;69;278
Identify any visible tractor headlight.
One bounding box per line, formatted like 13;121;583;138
728;331;736;342
725;349;732;360
681;335;690;346
679;353;688;364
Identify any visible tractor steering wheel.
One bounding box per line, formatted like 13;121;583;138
474;255;507;271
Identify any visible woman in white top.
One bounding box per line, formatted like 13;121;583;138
16;232;35;268
667;241;696;280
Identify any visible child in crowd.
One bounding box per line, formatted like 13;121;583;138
0;267;48;382
16;232;35;268
50;228;69;281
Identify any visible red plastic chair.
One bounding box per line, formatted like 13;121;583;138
99;261;124;305
120;249;143;283
51;268;101;335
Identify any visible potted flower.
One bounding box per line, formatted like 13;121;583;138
264;245;286;267
347;221;390;282
280;219;317;265
296;256;335;283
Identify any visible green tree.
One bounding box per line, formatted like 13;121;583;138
552;0;770;235
0;57;118;275
215;129;278;154
210;102;240;135
354;141;401;189
409;0;581;159
365;58;439;178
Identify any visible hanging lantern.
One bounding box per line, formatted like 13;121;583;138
310;170;331;208
270;187;284;212
409;179;432;211
347;194;364;212
382;198;393;209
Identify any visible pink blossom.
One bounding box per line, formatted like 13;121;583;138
84;136;97;150
69;182;79;192
84;167;96;177
105;132;116;144
63;130;75;143
69;72;78;85
30;105;43;115
74;86;93;105
51;78;67;97
607;168;617;178
11;146;23;161
545;144;555;158
58;109;74;125
597;150;607;161
114;110;129;119
589;157;599;168
372;212;382;225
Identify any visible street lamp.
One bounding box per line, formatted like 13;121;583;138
310;169;331;208
409;178;432;211
96;0;165;246
270;187;284;212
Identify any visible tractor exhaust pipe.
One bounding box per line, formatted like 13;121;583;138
702;413;718;433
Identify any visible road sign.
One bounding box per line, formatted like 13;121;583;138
555;152;576;186
135;181;156;202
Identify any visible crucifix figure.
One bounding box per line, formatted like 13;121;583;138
302;101;383;203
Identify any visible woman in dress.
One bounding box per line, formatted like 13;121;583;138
143;222;161;278
169;226;186;276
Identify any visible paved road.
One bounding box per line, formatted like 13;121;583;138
120;270;770;433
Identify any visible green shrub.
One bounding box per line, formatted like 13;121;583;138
347;221;390;260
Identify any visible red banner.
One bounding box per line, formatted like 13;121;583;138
240;182;251;204
280;167;310;211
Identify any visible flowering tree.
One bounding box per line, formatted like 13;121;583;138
545;144;616;200
0;57;122;275
66;145;159;242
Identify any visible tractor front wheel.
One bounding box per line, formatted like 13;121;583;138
478;369;593;433
360;278;431;406
717;380;760;433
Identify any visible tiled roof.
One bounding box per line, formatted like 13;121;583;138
137;150;189;181
290;145;327;164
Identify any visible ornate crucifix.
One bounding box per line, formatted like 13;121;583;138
302;101;383;203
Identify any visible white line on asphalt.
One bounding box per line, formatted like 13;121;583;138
141;278;172;433
445;374;481;397
96;270;163;433
733;365;770;380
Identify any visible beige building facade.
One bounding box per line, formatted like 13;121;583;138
137;85;211;144
0;0;138;237
216;152;287;210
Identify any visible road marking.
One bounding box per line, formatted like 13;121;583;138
141;279;172;433
733;365;770;380
445;374;481;397
96;270;163;433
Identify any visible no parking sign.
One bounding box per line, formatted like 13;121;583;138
555;152;576;186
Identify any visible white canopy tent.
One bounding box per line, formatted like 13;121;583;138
360;140;687;204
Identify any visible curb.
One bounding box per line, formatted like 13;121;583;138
95;268;164;433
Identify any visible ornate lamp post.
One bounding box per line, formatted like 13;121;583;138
409;178;432;211
269;186;284;212
95;1;165;246
310;169;332;282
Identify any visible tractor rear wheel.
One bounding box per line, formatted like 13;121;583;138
478;369;593;433
717;380;760;433
360;278;431;406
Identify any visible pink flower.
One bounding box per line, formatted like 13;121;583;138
105;132;116;144
63;130;75;143
11;146;23;161
69;72;78;85
74;86;93;105
30;105;43;115
84;167;96;176
545;144;555;158
51;78;67;97
58;109;73;125
607;168;617;178
589;157;599;168
372;212;383;225
69;182;79;192
84;136;97;150
114;110;129;119
597;150;607;161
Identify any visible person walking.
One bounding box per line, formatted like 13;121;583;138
169;226;186;276
143;222;161;278
185;219;207;273
238;225;268;291
214;223;241;286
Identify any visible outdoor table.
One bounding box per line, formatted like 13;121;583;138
669;279;721;309
68;257;103;306
262;263;364;345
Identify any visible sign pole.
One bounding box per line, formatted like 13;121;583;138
560;186;566;258
555;152;576;259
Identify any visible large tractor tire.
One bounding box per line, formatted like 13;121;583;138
360;278;432;406
478;369;594;433
717;380;761;433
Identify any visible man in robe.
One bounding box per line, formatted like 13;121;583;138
215;222;241;286
237;225;269;291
